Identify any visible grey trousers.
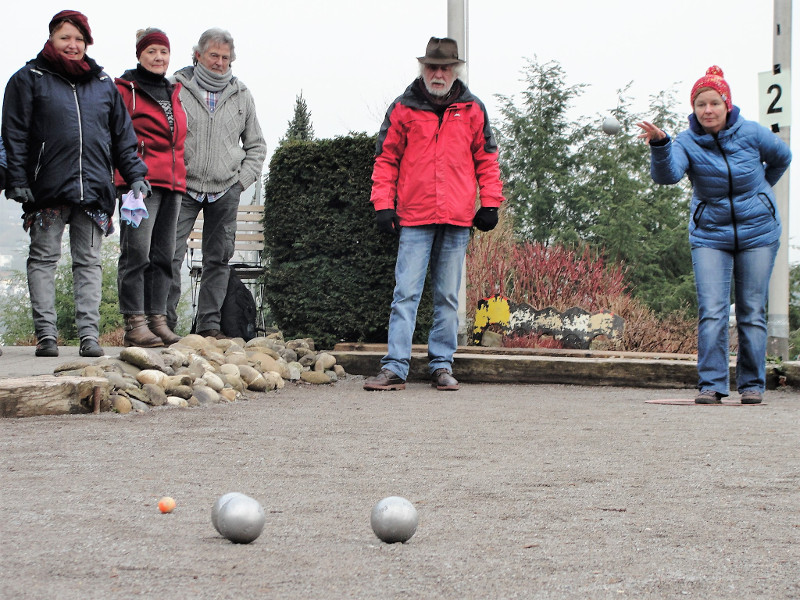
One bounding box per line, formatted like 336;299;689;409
167;186;240;331
27;207;103;341
118;187;181;315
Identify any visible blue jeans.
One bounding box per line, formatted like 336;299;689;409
692;242;779;396
167;187;241;331
382;225;470;380
27;206;103;341
118;187;181;315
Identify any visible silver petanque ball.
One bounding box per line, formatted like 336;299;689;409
216;493;266;544
370;496;418;544
602;116;621;135
211;492;247;534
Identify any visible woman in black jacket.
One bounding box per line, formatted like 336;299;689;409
1;10;148;357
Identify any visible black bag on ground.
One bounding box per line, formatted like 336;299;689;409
220;266;258;341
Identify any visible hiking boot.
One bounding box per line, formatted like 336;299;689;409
740;390;763;405
123;315;164;348
431;368;459;391
35;338;59;357
79;337;104;358
363;368;406;391
695;389;722;404
197;329;227;340
147;314;181;345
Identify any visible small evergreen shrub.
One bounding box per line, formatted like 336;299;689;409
263;133;432;349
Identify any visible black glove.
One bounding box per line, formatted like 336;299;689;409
376;209;401;235
9;187;35;204
130;180;151;199
473;207;498;232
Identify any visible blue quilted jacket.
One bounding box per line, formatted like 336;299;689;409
649;107;791;250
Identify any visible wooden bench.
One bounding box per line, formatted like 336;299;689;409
185;204;267;329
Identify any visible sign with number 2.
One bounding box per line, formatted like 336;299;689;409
758;70;791;130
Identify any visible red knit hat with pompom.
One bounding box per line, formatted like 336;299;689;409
690;66;732;112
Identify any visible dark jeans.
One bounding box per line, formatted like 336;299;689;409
167;186;240;331
118;187;181;315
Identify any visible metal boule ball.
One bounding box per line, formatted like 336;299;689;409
370;496;418;544
211;492;247;534
602;116;621;135
217;494;266;544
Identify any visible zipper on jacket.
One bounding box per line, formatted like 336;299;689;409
713;135;737;250
34;142;46;181
71;83;85;202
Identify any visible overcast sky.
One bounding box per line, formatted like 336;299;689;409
1;0;798;262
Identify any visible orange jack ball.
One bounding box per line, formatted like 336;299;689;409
158;497;176;513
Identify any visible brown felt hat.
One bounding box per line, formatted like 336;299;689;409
417;37;465;65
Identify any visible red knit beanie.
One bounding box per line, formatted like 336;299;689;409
136;30;170;59
690;65;732;112
48;10;93;45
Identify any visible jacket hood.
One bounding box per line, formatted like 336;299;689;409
117;68;137;83
688;105;741;136
401;77;476;112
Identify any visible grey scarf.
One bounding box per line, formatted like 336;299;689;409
193;62;232;92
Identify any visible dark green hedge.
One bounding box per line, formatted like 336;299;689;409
263;133;432;349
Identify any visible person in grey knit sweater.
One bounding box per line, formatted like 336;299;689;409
166;28;266;337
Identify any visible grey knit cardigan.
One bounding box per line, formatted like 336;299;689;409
173;66;266;194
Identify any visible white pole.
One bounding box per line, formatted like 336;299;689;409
448;0;470;345
767;0;792;360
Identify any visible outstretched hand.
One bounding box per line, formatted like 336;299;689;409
636;121;667;144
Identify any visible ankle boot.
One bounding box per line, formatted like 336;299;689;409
123;314;164;348
147;314;181;345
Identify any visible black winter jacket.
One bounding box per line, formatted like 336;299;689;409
1;53;147;215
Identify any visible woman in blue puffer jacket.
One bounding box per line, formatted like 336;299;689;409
638;66;791;405
1;10;148;358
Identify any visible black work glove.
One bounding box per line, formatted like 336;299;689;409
8;187;35;204
473;207;498;232
376;209;401;235
130;180;151;199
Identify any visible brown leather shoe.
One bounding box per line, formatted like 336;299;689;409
363;368;406;391
123;315;164;348
694;389;722;404
431;368;459;391
197;329;228;340
147;314;181;345
740;390;763;404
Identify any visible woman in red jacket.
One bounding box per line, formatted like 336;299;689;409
115;28;187;346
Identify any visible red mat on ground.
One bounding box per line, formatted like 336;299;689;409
646;398;766;406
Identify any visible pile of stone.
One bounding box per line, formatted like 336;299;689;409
52;332;346;414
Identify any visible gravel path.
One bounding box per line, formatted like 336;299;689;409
1;378;798;599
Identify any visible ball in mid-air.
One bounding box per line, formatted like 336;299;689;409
216;493;266;544
158;496;176;513
370;496;418;543
602;116;621;135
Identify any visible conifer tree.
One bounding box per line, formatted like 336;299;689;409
282;92;315;143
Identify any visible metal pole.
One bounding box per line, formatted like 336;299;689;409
767;0;792;360
448;0;471;345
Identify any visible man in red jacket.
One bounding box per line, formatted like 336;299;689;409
364;37;505;392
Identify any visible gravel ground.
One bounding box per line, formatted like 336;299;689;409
1;378;798;599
